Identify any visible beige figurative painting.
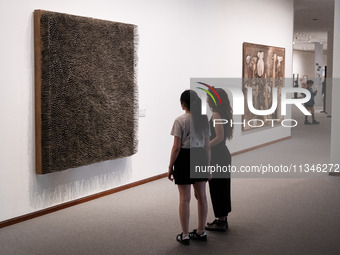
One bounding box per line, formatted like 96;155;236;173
242;42;285;130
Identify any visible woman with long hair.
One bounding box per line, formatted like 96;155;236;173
168;90;210;245
205;87;233;232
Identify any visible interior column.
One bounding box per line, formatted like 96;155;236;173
330;0;340;165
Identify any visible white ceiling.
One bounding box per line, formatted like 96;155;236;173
294;0;334;51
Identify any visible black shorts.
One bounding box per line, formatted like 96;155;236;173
173;148;209;185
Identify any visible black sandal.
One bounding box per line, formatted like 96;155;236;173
189;229;207;241
176;233;190;245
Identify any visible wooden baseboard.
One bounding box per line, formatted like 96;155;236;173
0;136;290;229
231;136;291;156
0;173;167;229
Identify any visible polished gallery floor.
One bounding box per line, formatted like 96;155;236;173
1;108;340;255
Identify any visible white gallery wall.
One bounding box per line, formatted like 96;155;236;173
293;50;327;80
0;0;293;222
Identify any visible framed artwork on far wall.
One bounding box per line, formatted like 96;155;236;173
242;42;285;131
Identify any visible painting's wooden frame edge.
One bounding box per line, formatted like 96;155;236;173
34;10;43;174
242;42;286;51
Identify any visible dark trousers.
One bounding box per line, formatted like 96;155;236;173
209;178;231;218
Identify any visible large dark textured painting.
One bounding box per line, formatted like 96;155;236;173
34;10;138;174
242;42;285;130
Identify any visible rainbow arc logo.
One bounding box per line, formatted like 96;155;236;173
196;82;222;106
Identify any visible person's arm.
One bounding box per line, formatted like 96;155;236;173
204;136;211;166
168;136;181;181
205;135;212;181
209;112;225;148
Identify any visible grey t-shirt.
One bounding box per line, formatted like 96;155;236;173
170;113;208;148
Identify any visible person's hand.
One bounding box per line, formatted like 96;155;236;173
168;167;174;181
